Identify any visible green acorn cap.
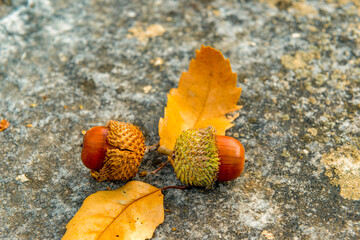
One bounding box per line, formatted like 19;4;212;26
173;127;220;188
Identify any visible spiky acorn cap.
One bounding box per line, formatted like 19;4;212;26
173;127;220;188
88;120;145;181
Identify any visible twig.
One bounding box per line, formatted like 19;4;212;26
150;160;170;174
161;185;188;191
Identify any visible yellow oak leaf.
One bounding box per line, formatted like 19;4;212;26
62;181;164;240
159;46;242;150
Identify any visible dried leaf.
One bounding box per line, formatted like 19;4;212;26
62;181;164;240
159;46;242;150
0;119;10;131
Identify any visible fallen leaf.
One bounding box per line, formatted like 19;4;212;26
159;46;242;150
0;119;10;131
62;181;164;240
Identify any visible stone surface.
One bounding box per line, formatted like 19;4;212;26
1;0;360;239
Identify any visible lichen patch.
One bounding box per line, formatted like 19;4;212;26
127;23;165;43
260;0;318;15
281;50;320;69
321;145;360;200
291;2;318;15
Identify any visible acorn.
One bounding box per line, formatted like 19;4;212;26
170;127;245;188
81;120;145;181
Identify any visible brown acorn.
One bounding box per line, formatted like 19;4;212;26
81;120;145;181
215;135;245;182
171;127;245;188
81;126;111;171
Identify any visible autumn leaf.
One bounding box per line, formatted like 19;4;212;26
159;46;242;150
0;119;10;132
62;181;164;240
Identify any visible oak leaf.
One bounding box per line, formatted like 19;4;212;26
62;181;164;240
159;46;242;150
0;119;10;132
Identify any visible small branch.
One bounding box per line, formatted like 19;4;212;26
161;185;188;191
150;160;170;175
145;142;160;154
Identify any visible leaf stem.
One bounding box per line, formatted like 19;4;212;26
157;146;175;167
157;145;174;158
145;142;160;154
161;185;188;191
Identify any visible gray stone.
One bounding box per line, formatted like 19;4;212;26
1;0;360;239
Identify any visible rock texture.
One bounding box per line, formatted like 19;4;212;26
1;0;359;239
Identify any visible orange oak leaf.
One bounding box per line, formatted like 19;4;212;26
62;181;164;240
159;46;242;150
0;119;10;132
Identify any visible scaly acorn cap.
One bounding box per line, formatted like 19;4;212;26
84;120;145;181
173;127;220;188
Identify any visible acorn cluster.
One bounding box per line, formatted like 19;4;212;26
81;120;245;188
